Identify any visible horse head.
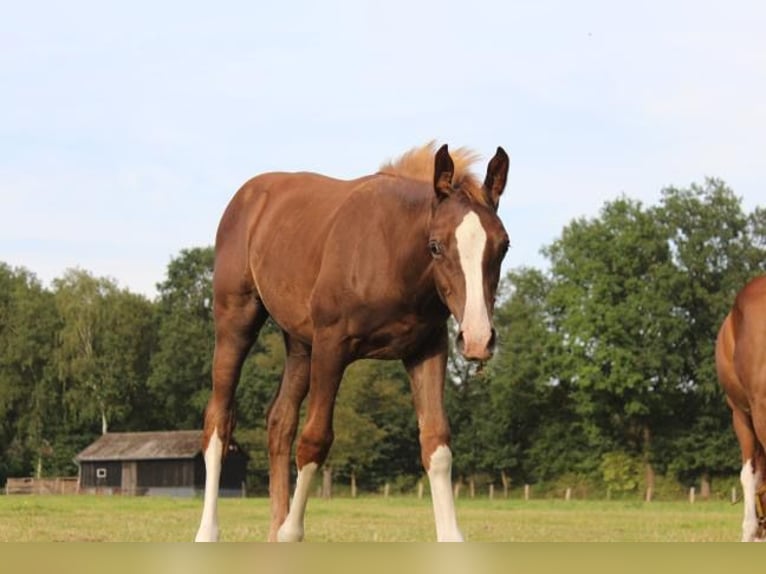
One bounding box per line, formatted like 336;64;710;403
428;144;510;361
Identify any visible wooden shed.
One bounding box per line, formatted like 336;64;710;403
75;430;247;497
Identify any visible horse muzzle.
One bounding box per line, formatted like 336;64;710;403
456;328;496;361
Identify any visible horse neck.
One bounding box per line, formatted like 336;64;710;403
385;193;440;301
346;177;443;310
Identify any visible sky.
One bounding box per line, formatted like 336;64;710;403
1;0;765;298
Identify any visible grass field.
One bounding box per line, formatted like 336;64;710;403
0;495;744;542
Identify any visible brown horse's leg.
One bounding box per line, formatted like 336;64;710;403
277;334;347;542
403;326;463;542
735;340;766;539
195;293;268;542
731;406;762;541
745;400;766;541
267;334;311;542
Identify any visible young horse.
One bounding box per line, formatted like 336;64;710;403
195;142;510;542
716;275;766;542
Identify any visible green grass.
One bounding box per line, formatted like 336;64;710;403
0;495;743;542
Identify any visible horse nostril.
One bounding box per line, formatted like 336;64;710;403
488;329;496;352
456;331;465;353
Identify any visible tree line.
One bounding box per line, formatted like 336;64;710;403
1;178;764;498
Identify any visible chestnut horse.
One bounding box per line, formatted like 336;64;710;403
195;142;510;542
716;275;766;541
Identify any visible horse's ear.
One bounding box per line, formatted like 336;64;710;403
483;146;509;210
433;144;454;201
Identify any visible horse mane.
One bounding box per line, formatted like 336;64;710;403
379;141;489;206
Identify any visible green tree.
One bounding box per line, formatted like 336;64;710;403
543;197;686;496
148;247;215;429
0;264;60;480
657;180;766;492
482;268;596;488
332;360;419;493
54;269;155;437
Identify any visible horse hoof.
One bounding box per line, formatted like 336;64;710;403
194;526;219;542
276;525;304;542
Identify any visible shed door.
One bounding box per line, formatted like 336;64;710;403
122;461;137;494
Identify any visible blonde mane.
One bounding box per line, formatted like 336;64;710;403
379;141;488;206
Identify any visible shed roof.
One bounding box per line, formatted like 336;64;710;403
75;430;205;462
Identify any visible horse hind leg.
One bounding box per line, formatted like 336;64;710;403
195;293;268;542
267;334;311;542
277;333;347;542
740;457;762;542
744;400;766;542
732;407;763;542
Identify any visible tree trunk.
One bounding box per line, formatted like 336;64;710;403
643;425;655;502
700;473;711;499
644;464;655;502
500;470;510;498
322;466;332;499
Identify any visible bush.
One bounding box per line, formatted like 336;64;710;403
600;451;640;494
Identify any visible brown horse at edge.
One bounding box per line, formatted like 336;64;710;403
717;274;766;541
195;142;510;542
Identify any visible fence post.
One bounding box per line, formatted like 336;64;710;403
689;487;695;504
384;483;390;498
732;486;738;504
524;484;530;501
489;484;494;500
417;480;424;499
565;487;572;501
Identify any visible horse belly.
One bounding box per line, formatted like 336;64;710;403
355;321;437;360
252;268;315;343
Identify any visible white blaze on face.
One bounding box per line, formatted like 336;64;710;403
455;211;491;354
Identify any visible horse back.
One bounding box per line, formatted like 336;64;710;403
213;171;377;340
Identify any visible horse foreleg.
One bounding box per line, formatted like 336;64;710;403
267;337;311;541
277;337;346;542
195;294;266;542
404;328;463;542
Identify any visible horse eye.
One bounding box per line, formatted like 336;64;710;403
428;240;443;258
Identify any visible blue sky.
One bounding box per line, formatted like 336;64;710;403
2;1;764;297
